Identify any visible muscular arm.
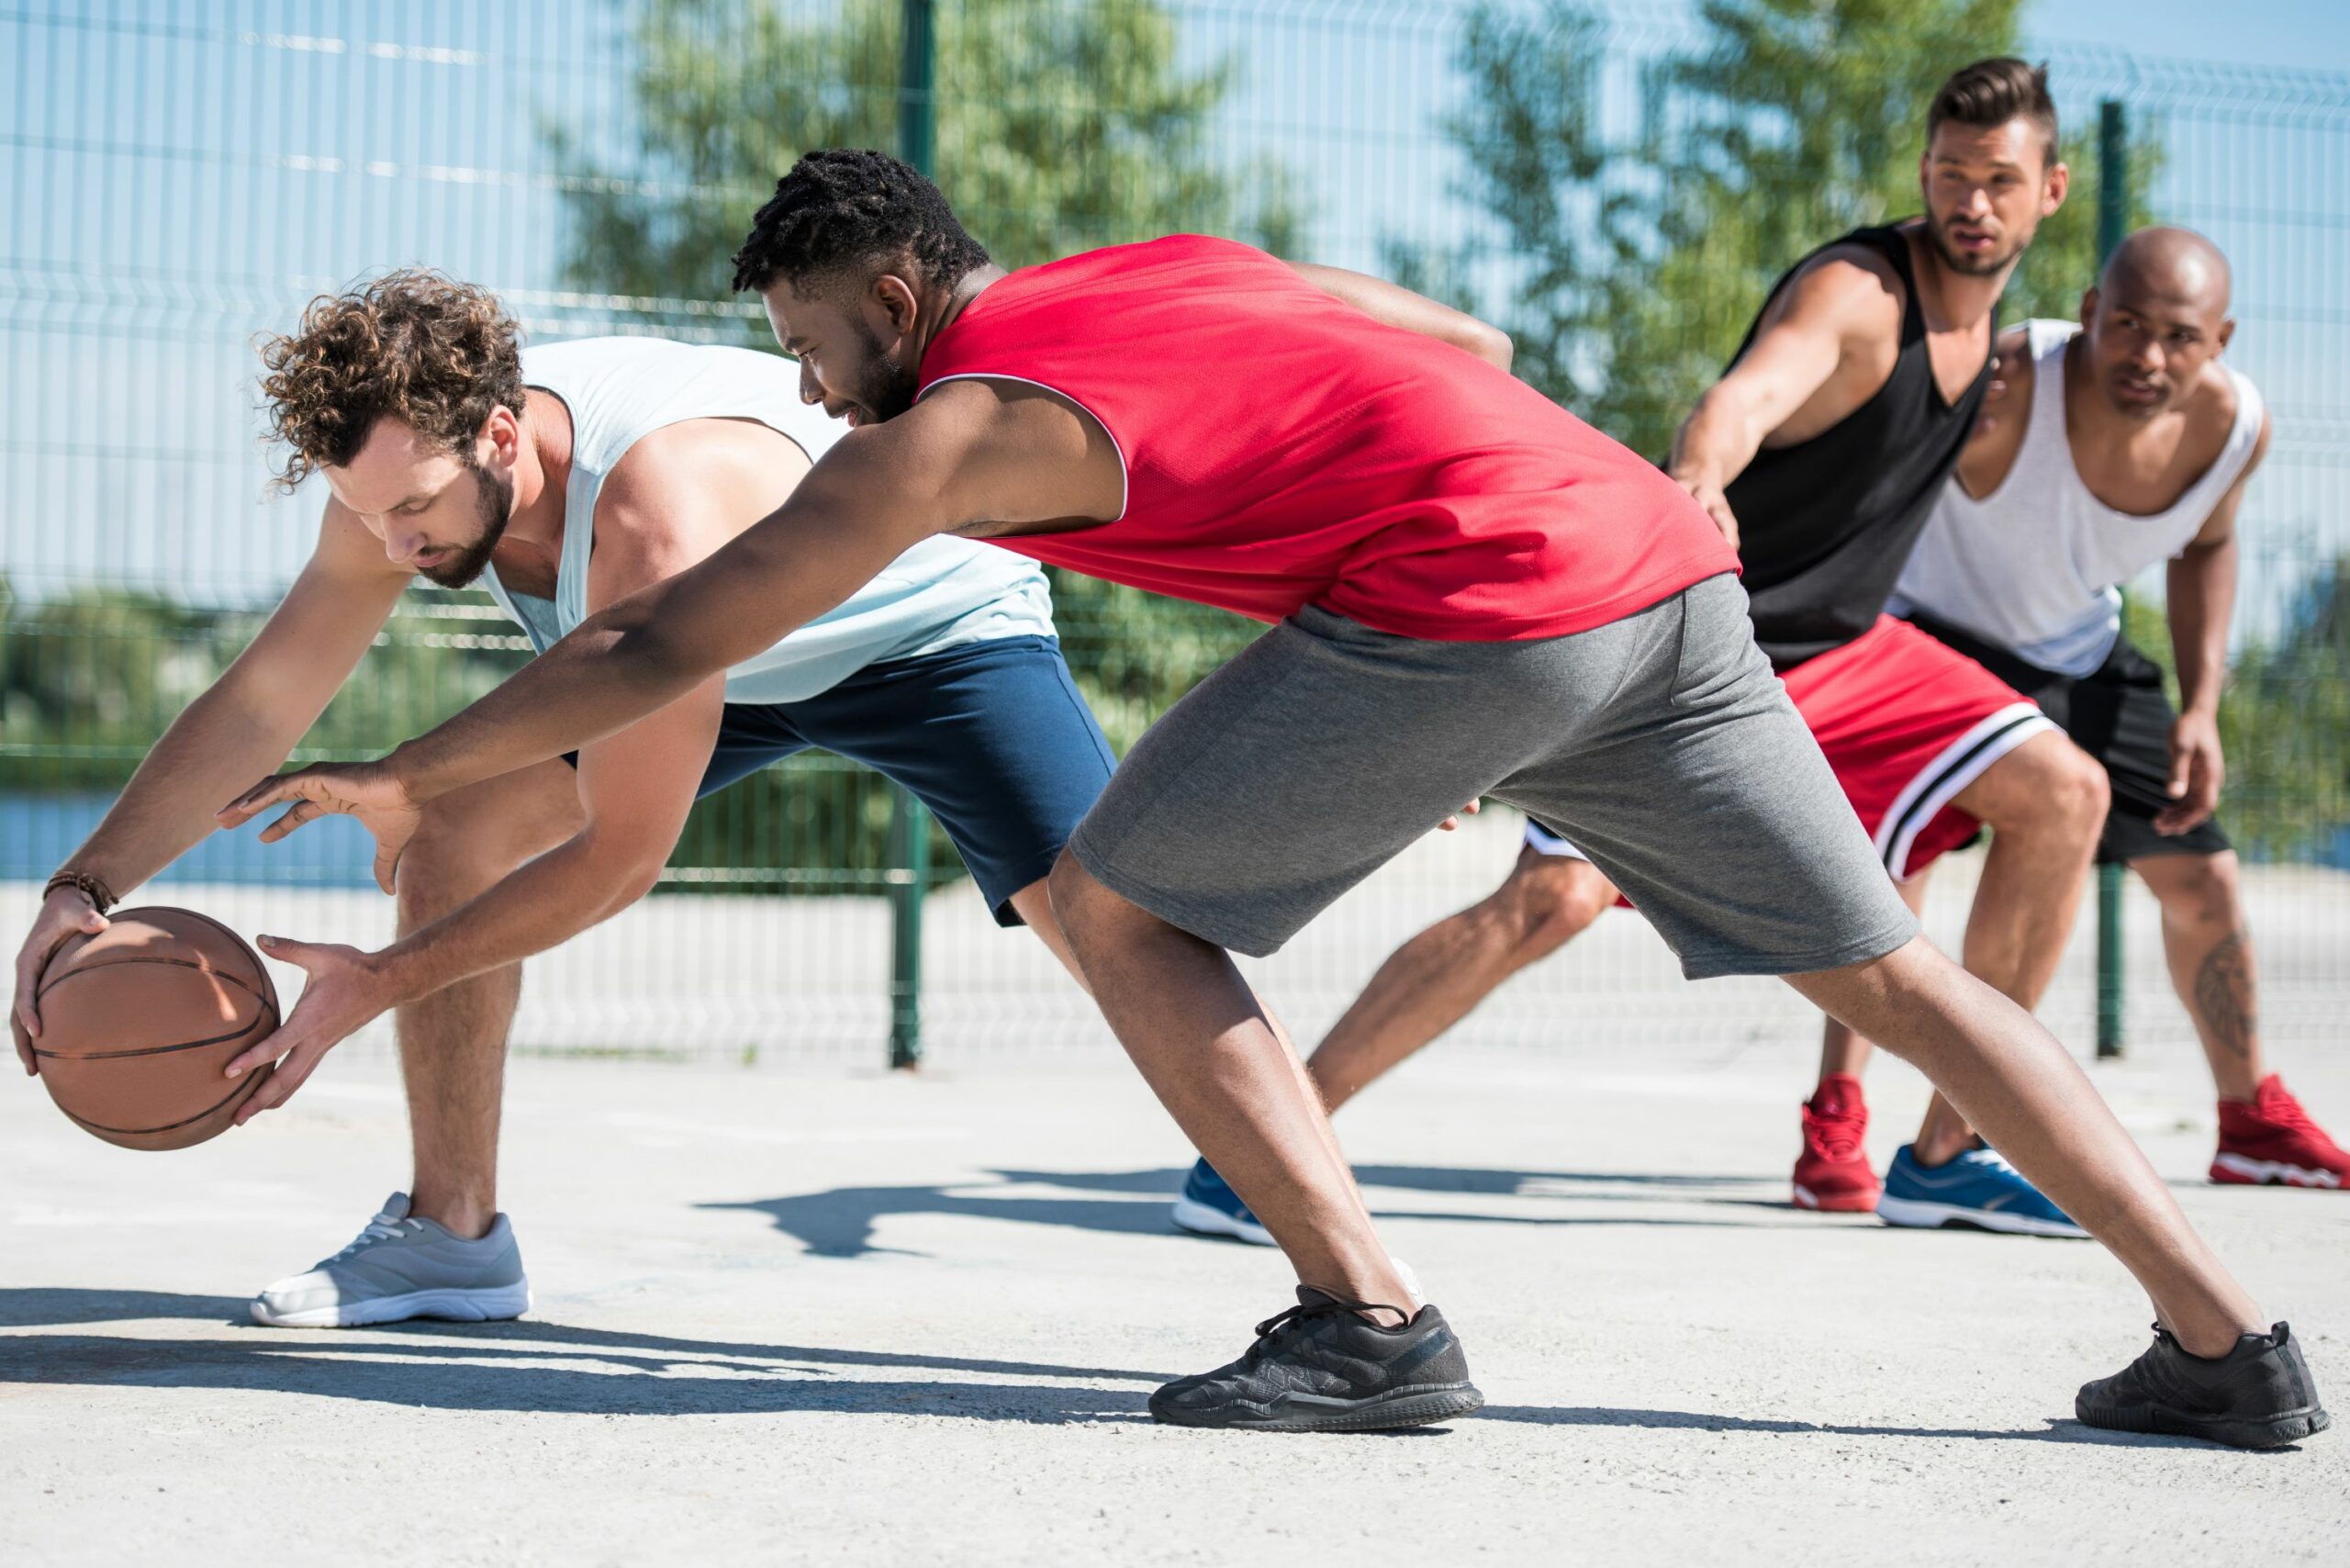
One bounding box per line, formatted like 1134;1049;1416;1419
1285;261;1514;371
2167;409;2269;719
369;437;736;1002
2157;409;2271;834
15;502;404;1058
221;436;761;1113
1667;252;1902;543
357;383;1113;808
62;504;405;893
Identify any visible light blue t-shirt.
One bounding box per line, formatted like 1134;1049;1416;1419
483;337;1056;705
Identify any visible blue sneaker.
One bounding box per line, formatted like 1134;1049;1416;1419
1876;1143;2088;1238
1172;1159;1277;1246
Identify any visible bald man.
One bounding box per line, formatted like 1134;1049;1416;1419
1879;226;2348;1193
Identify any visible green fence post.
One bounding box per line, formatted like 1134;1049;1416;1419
882;0;937;1071
2094;99;2128;1060
886;786;930;1070
900;0;935;174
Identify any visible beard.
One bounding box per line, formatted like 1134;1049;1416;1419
847;313;921;425
1924;210;2024;277
417;458;515;588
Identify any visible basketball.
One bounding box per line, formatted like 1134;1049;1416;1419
33;906;280;1151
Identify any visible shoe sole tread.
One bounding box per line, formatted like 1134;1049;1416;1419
250;1281;532;1329
1151;1382;1485;1432
2076;1396;2331;1450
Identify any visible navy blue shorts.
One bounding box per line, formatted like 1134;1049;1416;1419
695;635;1113;926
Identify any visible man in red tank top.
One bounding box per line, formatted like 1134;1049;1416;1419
226;150;2322;1448
1203;61;2112;1239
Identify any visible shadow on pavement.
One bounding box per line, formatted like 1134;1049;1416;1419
0;1287;1168;1421
1476;1404;2227;1449
3;1295;2199;1446
710;1166;1789;1258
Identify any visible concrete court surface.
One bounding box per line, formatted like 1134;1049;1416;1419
1;1020;2344;1565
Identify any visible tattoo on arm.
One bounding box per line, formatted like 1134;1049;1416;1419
2192;931;2257;1060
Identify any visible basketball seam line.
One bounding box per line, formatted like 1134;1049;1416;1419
32;1009;275;1060
36;953;273;1009
58;1071;266;1137
34;905;280;1016
139;904;284;1014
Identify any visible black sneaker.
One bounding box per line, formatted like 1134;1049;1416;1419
2076;1321;2331;1450
1148;1287;1485;1431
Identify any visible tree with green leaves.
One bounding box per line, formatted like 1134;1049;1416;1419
551;0;1299;305
545;0;1297;879
1438;0;2154;457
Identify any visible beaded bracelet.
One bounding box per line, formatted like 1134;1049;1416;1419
42;869;118;915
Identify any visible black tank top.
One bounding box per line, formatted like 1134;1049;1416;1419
1725;224;1995;668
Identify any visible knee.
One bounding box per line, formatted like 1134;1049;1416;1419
1993;740;2109;845
2157;852;2243;930
1495;857;1609;961
1046;848;1124;963
2055;748;2111;834
397;796;517;923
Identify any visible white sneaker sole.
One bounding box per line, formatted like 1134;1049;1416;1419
1874;1195;2087;1238
2212;1153;2344;1188
1170;1196;1277;1247
250;1280;533;1329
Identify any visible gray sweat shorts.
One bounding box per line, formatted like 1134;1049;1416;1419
1066;571;1918;978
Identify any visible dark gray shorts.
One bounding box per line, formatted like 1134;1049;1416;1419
1067;572;1917;978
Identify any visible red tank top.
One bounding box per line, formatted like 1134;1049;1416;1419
914;235;1734;641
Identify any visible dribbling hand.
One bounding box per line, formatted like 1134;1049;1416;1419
11;886;110;1075
219;758;424;896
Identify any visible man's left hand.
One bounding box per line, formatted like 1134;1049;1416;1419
225;936;406;1123
2155;710;2225;835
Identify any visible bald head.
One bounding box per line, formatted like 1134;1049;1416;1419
2101;226;2232;317
2082;227;2236;420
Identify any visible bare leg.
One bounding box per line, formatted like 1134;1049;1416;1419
393;760;584;1239
1006;878;1091;994
1900;732;2109;1163
1791;938;2264;1355
1048;853;1412;1315
1307;850;1612;1113
1816;869;1931;1082
2132;851;2265;1101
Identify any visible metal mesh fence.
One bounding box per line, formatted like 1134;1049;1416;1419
4;2;2346;1066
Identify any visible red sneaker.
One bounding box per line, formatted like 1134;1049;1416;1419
1794;1073;1881;1211
2212;1076;2350;1190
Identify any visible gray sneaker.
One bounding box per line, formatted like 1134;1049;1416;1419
251;1193;532;1328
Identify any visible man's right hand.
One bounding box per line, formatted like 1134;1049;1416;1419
13;887;110;1074
1675;473;1741;552
219;757;425;897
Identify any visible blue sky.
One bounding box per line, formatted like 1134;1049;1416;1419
2031;0;2350;73
1;0;2345;644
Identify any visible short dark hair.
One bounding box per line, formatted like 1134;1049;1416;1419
1927;57;2058;165
731;148;991;297
258;270;523;493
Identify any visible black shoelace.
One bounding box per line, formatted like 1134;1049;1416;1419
1252;1296;1408;1344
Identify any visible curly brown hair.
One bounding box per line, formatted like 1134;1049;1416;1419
258;270;524;493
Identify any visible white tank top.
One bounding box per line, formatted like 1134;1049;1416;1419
1890;318;2262;677
483;337;1056;705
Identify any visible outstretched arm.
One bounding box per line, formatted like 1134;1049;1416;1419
1667;252;1900;547
1286;261;1514;372
219;381;1119;857
13;504;402;1069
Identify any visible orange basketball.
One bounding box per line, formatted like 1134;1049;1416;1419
33;906;280;1150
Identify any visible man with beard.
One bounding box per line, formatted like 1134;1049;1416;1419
1885;227;2348;1190
220;143;2324;1449
1173;57;2116;1245
10;270;1123;1327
